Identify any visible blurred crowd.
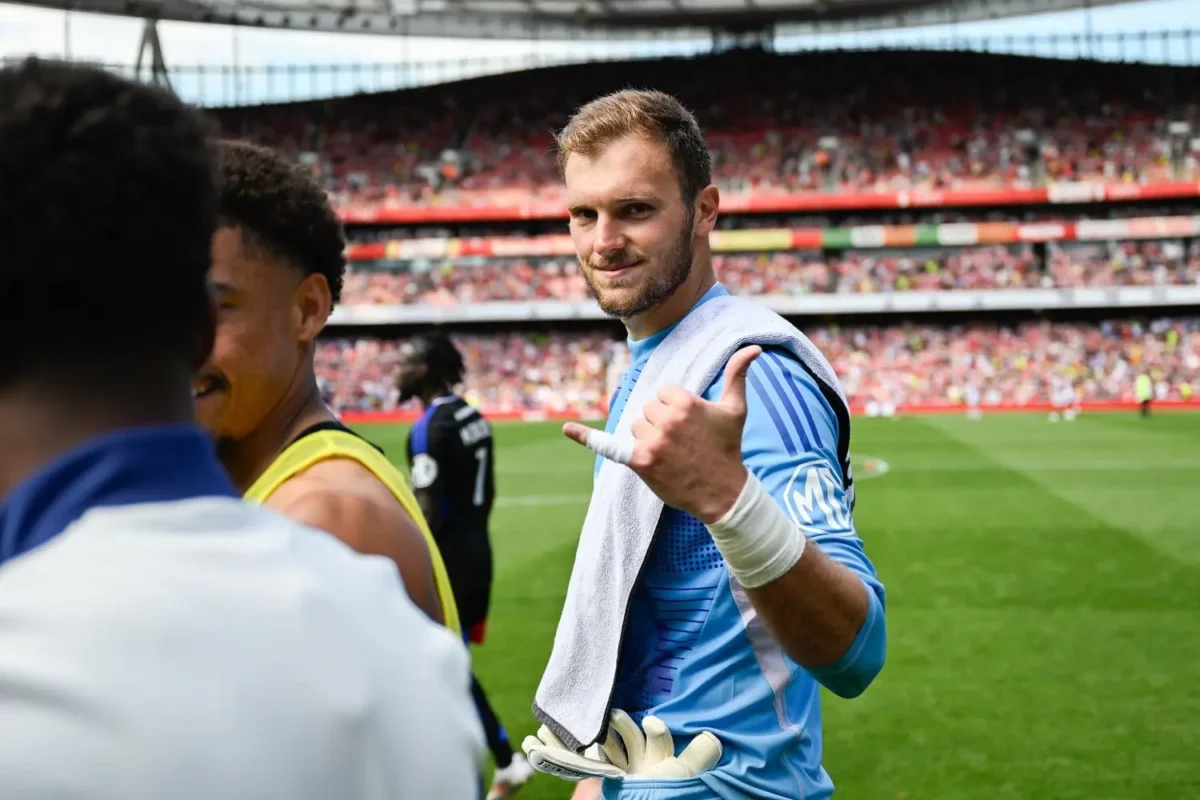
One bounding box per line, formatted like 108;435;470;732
316;317;1200;414
811;317;1198;411
315;333;617;414
341;240;1200;305
215;50;1200;209
1048;241;1200;287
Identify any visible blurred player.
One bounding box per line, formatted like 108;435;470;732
0;59;483;798
965;381;983;420
193;140;461;634
1136;371;1153;417
1048;373;1078;422
396;332;536;799
523;90;886;800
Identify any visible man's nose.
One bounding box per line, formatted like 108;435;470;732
592;217;626;256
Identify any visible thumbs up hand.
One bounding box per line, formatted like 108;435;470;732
563;346;762;524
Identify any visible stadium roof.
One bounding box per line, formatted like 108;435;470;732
7;0;1132;39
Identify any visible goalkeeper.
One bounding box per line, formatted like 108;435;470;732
523;89;887;800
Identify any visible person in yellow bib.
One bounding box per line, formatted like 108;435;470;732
193;140;459;636
1136;372;1153;418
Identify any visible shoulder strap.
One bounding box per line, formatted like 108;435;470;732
244;429;461;635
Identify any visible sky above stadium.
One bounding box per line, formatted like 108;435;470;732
0;0;1196;105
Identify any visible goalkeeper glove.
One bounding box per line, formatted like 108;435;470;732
522;709;723;782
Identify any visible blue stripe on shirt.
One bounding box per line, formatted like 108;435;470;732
747;369;798;457
749;354;815;453
410;404;437;455
758;350;828;454
778;354;840;442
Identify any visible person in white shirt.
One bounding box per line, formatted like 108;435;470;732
0;58;485;800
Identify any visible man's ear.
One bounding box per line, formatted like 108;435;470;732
693;184;720;238
293;273;333;344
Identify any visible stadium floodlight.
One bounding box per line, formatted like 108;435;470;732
133;18;171;91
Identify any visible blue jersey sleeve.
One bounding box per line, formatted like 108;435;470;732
705;346;887;699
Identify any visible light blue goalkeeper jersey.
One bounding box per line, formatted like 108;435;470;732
597;283;887;800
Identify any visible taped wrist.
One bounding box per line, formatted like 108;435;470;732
705;473;806;589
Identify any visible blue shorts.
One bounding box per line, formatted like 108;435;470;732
600;776;720;799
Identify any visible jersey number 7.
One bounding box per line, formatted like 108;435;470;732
473;447;487;507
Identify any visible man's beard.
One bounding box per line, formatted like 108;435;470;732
582;224;694;320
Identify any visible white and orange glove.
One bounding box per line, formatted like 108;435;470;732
522;709;723;782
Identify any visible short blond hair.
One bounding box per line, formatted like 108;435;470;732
555;89;712;205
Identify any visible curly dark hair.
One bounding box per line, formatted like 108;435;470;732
0;58;218;389
410;330;466;389
216;139;346;304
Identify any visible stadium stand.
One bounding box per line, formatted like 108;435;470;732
214;50;1200;212
207;49;1200;419
339;242;1200;306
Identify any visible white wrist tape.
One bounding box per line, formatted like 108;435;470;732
705;473;806;589
584;428;635;466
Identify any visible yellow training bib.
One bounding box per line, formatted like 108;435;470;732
244;427;461;635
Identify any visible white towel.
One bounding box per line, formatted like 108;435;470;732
533;293;850;751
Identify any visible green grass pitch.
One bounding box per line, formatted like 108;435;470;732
355;412;1200;800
